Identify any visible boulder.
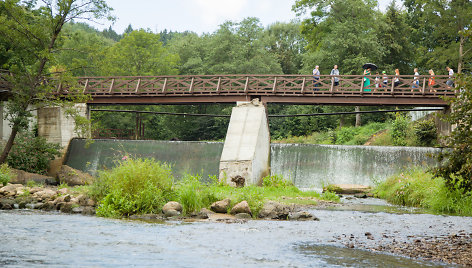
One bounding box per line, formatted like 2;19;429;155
0;184;23;197
323;184;371;194
81;206;95;215
71;206;84;214
162;201;182;218
230;201;251;215
162;201;182;213
59;202;74;213
234;213;252;219
9;169;56;185
57;165;93;186
53;194;71;205
210;198;231;213
41;201;56;211
258;201;293;219
164;209;181;217
0;198;14;209
33;189;57;201
288;211;319;221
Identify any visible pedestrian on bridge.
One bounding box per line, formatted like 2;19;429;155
429;69;436;91
446;66;454;88
330;65;340;87
313;65;320;90
363;68;372;92
412;68;420;90
394;69;401;87
382;71;388;88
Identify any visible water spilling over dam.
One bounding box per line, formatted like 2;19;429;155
65;139;440;189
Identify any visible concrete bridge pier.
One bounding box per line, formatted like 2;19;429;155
219;99;271;187
37;103;89;148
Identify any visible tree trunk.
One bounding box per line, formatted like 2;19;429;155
458;35;464;74
0;124;19;164
339;115;344;128
355;106;361;127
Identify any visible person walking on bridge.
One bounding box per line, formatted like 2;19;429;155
363;68;371;91
412;68;419;90
446;66;454;88
428;69;436;92
330;65;339;87
394;69;401;87
313;65;320;90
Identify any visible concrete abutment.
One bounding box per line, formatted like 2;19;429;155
219;99;271;186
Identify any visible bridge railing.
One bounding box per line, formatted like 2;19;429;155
76;74;455;97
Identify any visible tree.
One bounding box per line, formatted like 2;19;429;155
376;1;414;74
57;23;115;76
435;74;472;192
0;0;113;163
404;0;472;73
99;29;179;76
293;0;384;74
264;22;307;74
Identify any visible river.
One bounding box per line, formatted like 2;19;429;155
2;199;469;267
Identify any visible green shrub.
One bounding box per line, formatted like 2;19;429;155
414;119;437;146
0;163;12;186
7;131;62;174
391;113;409;146
174;174;219;214
374;168;472;216
92;158;174;217
262;174;293;187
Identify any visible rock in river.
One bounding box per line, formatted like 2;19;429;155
210;198;231;213
230;201;251;215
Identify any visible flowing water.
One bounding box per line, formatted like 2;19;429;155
2;207;468;267
65;139;440;189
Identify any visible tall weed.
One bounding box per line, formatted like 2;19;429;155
375;168;472;216
92;158;174;217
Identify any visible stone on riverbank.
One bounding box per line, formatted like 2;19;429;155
33;189;57;201
258;201;293;219
323;184;372;194
288;211;319;221
10;169;56;185
0;184;23;197
235;213;252;219
230;201;251;215
0;198;14;209
162;201;182;217
210;198;231;213
57;165;93;186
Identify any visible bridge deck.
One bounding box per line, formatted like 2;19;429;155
0;73;455;106
76;74;454;106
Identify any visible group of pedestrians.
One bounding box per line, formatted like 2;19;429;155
313;65;455;91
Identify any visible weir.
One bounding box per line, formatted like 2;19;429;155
64;139;441;190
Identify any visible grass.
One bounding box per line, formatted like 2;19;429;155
374;168;472;216
273;122;388;145
272;119;438;147
87;158;340;218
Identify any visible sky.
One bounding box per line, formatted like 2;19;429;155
90;0;394;35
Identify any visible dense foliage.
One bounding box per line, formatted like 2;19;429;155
0;163;12;186
375;168;472;216
0;0;113;163
7;131;61;175
90;158;174;217
435;75;472;192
